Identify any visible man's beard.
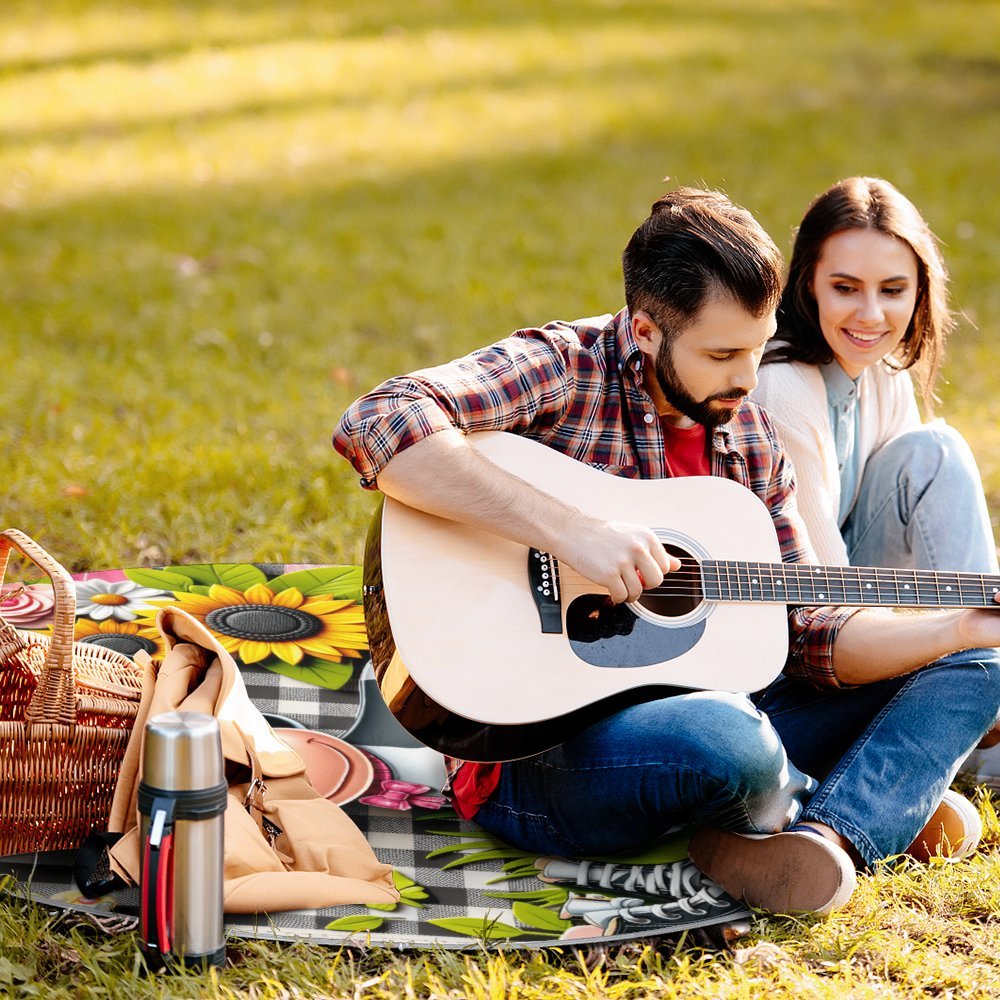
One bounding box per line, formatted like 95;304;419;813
654;339;748;429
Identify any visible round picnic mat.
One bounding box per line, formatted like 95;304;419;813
0;563;749;950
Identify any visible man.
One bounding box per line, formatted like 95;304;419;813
333;188;1000;915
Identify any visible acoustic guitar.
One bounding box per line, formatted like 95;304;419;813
362;431;1000;762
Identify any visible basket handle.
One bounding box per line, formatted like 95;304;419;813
0;528;78;728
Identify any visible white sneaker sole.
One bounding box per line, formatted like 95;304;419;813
688;828;857;916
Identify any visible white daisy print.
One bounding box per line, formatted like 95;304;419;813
74;579;168;622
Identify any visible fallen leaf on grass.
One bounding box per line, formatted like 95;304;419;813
732;942;794;968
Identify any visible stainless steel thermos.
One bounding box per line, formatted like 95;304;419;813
138;711;227;970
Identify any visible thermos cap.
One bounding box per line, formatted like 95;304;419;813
142;711;225;791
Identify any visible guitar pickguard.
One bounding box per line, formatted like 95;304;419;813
566;594;706;667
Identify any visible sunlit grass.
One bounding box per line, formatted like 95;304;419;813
5;817;1000;998
0;19;845;207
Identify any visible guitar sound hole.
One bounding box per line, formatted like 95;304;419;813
636;543;703;618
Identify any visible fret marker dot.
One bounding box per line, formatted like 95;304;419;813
946;586;953;591
819;593;825;599
751;578;758;584
865;583;872;589
904;584;910;589
776;580;783;587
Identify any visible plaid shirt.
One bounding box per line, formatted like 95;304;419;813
334;308;858;687
335;309;859;810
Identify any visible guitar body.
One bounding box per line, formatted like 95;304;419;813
363;432;789;761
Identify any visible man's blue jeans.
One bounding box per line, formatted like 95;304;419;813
756;648;1000;864
474;648;1000;869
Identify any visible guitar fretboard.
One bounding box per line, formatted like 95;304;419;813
701;561;1000;609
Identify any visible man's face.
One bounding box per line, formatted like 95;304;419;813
636;291;776;429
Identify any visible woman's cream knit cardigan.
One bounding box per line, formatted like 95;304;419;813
752;358;921;566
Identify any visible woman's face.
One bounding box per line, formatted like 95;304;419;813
811;228;919;379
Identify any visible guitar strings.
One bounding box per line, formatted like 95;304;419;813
556;582;1000;607
555;563;1000;605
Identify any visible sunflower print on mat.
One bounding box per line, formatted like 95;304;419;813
140;583;367;666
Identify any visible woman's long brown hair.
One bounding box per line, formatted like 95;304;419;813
764;177;953;411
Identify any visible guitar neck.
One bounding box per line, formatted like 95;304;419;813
702;561;1000;609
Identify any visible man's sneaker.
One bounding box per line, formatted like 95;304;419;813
688;827;857;915
906;789;982;862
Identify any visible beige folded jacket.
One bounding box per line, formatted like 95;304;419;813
107;607;398;914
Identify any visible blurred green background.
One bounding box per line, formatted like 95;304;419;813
3;0;999;570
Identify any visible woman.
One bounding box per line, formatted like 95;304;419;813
753;176;1000;843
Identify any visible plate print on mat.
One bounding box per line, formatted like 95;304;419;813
0;563;750;949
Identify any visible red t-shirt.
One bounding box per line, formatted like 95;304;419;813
660;419;711;477
449;421;710;819
450;760;504;819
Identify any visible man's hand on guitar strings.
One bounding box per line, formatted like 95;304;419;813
555;516;681;604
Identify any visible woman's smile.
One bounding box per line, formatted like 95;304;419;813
812;229;919;379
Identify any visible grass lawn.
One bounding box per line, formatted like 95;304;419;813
3;0;1000;995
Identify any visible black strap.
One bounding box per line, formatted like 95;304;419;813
73;830;128;898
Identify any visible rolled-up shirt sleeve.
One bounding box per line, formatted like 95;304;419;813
785;605;858;688
333;331;573;488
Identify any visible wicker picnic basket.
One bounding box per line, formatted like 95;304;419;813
0;528;145;856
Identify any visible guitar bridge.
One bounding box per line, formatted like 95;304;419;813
528;549;563;633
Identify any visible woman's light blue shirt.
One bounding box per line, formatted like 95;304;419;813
820;360;864;526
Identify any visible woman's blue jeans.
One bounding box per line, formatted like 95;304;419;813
842;422;998;574
475;648;1000;868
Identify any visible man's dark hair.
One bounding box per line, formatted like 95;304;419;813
622;187;783;340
